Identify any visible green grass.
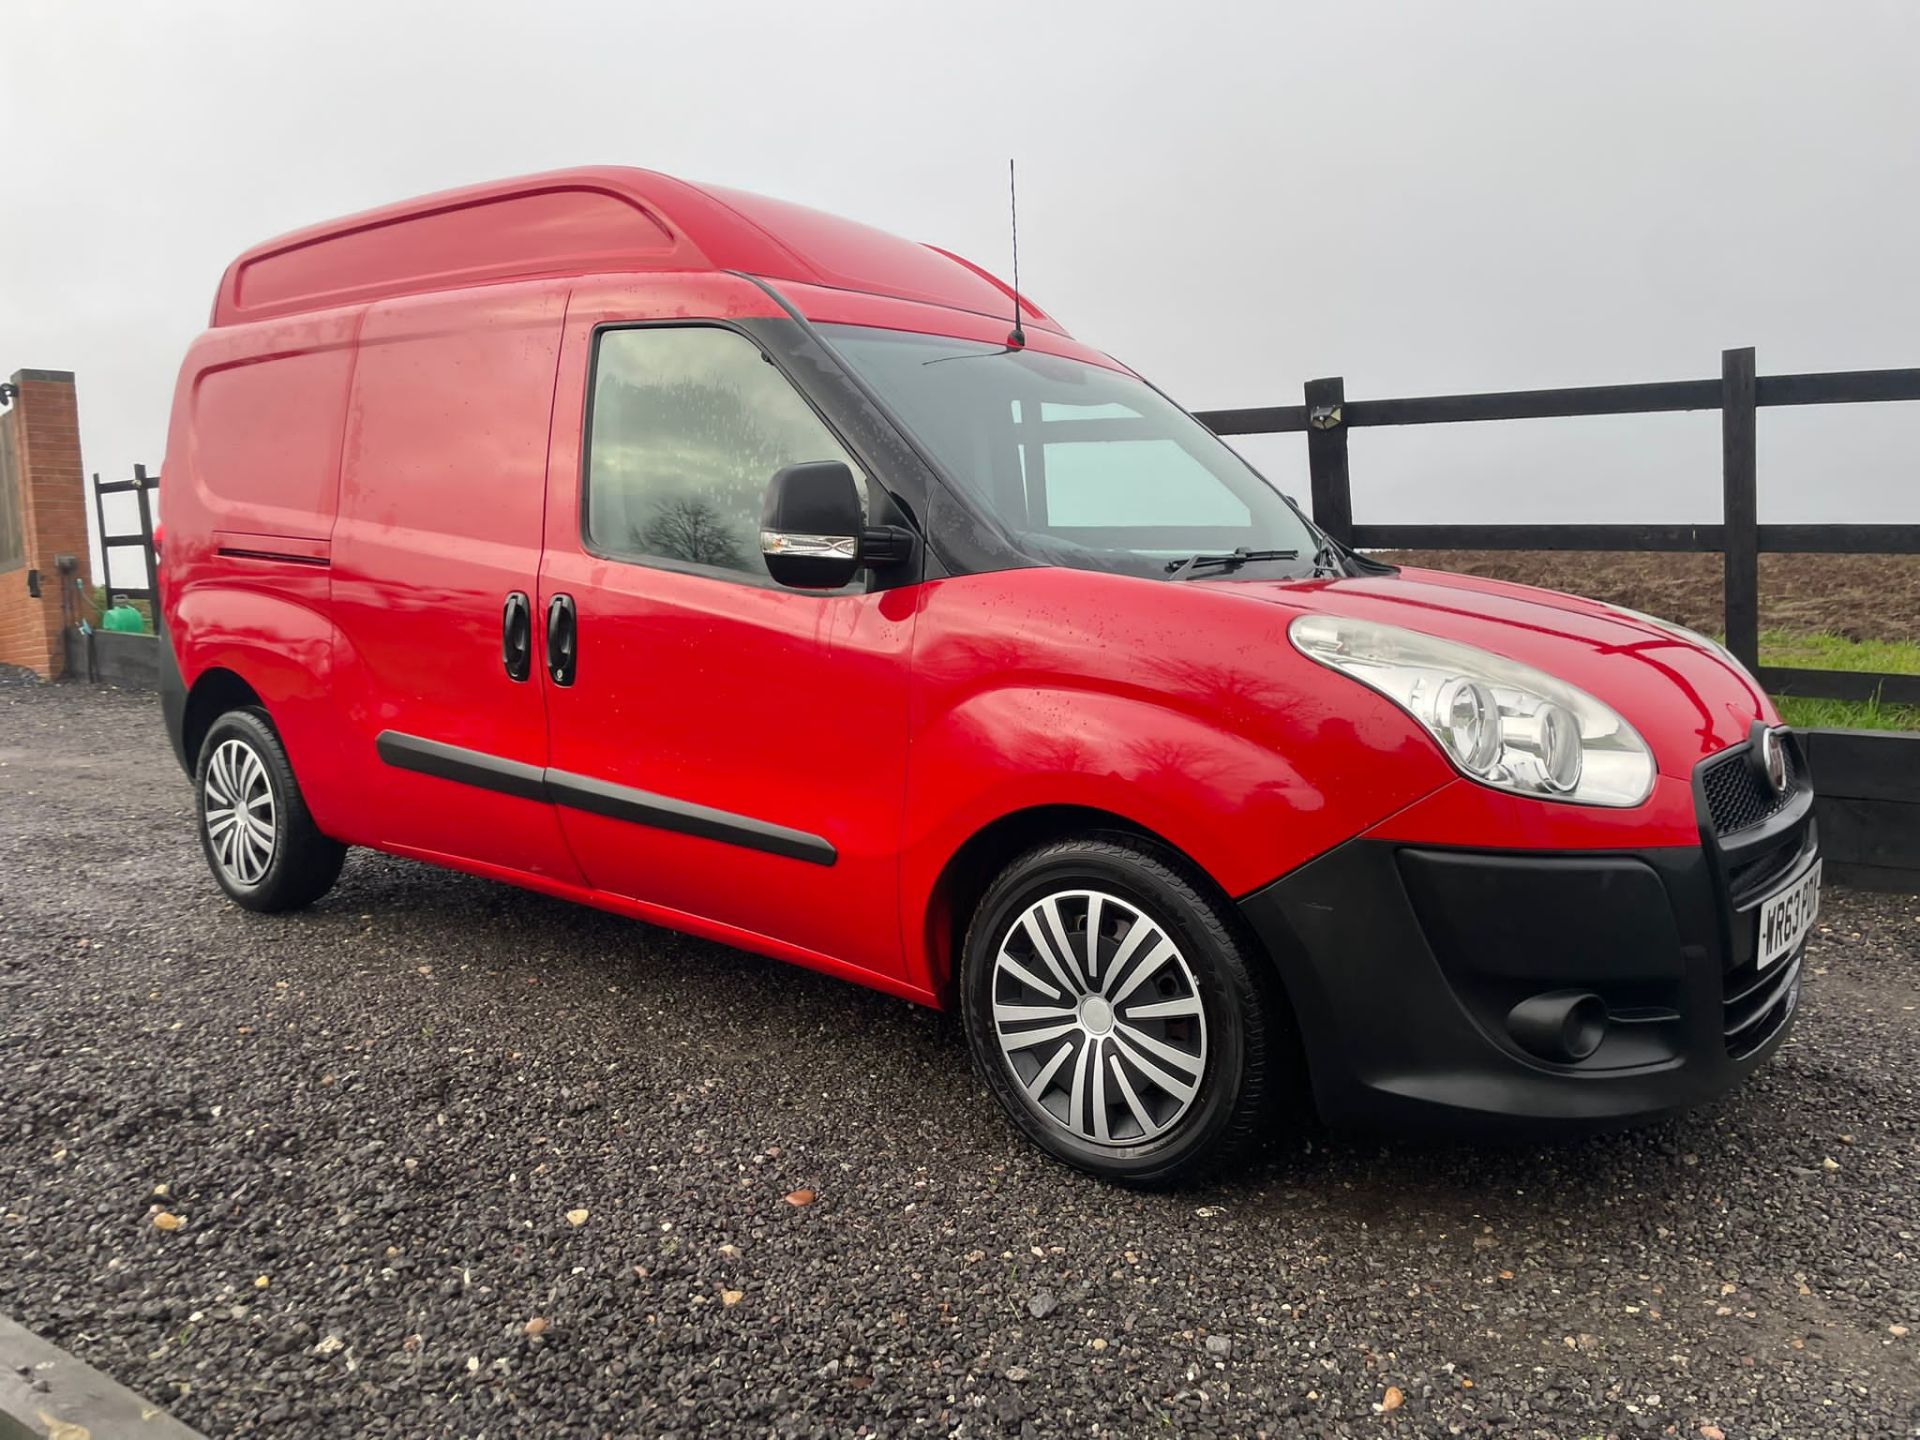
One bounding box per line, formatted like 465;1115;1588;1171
1761;629;1920;674
1758;629;1920;733
1772;692;1920;732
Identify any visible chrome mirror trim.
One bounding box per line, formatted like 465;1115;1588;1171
761;530;859;560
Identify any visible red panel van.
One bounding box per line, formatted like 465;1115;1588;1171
158;169;1817;1182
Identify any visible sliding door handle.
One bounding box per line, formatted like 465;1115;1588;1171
502;591;532;682
546;593;577;686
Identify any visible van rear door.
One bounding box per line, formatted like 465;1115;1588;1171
327;280;583;885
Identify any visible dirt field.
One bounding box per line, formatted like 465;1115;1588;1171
1380;551;1920;644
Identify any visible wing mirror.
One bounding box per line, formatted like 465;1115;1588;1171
760;461;911;590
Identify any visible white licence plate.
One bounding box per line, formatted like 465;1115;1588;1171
1757;858;1822;970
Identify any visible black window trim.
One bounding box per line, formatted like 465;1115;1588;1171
578;317;903;597
729;273;1012;583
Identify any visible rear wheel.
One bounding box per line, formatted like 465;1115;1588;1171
195;708;345;912
960;834;1288;1185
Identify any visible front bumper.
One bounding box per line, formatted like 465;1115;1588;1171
1241;736;1815;1130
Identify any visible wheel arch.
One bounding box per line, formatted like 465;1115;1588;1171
181;666;266;772
923;803;1216;1011
166;585;350;837
930;805;1319;1162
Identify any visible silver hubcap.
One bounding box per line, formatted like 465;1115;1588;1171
204;738;275;886
990;889;1208;1148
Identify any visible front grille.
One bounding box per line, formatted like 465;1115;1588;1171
1695;731;1814;1058
1726;827;1806;907
1700;743;1797;835
1724;951;1803;1058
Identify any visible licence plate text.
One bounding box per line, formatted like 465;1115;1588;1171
1757;859;1822;971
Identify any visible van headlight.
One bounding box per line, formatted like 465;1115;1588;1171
1289;614;1656;807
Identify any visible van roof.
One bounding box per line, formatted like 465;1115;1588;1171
210;166;1064;335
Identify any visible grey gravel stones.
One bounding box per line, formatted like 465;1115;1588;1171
1;684;1917;1438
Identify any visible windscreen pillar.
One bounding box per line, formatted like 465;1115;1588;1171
0;369;91;679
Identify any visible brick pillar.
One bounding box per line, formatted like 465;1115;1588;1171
0;370;91;679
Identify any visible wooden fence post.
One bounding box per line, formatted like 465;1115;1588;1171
1304;376;1353;545
1721;347;1760;673
90;471;110;603
132;463;157;602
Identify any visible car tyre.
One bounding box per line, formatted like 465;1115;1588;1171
195;707;346;913
961;834;1291;1185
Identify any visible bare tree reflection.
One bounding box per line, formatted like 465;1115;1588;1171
640;495;745;569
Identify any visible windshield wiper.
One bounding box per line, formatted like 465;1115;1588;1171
1310;535;1348;578
1164;547;1299;582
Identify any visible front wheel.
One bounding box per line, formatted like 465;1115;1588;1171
195;708;346;912
960;835;1290;1185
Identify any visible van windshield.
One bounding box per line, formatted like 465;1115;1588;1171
819;325;1322;581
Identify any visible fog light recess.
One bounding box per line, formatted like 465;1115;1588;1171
1506;990;1609;1063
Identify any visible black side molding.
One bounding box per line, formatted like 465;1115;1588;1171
374;730;836;867
376;732;549;803
547;770;836;866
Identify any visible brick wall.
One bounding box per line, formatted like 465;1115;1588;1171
0;370;92;679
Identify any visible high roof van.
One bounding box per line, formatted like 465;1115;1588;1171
159;168;1815;1182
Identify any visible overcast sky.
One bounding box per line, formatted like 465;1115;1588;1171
5;0;1918;578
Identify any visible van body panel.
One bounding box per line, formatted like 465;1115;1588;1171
894;566;1465;988
327;278;582;879
534;276;915;983
159;303;356;832
381;839;938;1007
230;185;686;323
772;279;1109;370
168;584;350;835
698;182;1059;327
180;307;359;541
211;167;1062;336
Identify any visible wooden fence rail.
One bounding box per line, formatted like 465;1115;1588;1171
1194;348;1920;708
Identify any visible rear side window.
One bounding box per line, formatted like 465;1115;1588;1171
585;326;863;581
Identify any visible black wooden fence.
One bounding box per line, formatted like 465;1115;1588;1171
67;463;162;684
92;461;159;604
1195;348;1920;707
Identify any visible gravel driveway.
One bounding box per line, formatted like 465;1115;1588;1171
2;683;1916;1438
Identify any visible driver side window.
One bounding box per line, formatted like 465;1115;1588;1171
585;325;865;581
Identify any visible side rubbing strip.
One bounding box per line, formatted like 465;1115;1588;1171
216;546;332;567
375;731;547;802
373;731;837;866
546;770;837;866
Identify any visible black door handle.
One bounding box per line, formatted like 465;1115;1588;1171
502;591;532;682
546;593;577;686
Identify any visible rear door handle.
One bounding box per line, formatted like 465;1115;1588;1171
546;593;577;686
502;591;532;681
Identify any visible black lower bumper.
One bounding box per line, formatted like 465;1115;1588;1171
1240;799;1814;1131
158;614;191;776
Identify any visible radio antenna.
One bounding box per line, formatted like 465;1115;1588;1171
1006;159;1027;350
